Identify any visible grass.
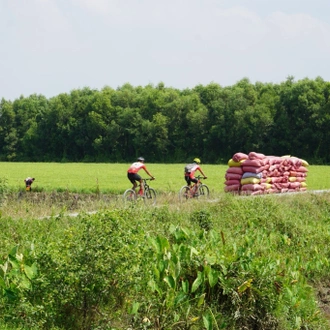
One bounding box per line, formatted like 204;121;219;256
0;162;326;194
1;191;330;329
0;161;328;220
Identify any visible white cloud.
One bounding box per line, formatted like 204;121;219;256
70;0;124;16
268;11;330;39
4;0;73;51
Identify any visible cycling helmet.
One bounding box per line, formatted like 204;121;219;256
137;157;145;162
193;158;201;164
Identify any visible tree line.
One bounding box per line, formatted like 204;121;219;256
0;76;329;164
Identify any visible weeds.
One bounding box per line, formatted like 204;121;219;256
0;177;8;206
1;192;330;328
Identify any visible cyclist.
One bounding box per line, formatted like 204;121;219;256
184;158;207;193
127;157;155;195
24;177;35;191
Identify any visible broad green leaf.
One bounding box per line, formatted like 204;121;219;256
129;301;140;315
24;263;38;280
173;312;180;322
191;271;204;293
173;227;190;241
149;235;170;254
5;288;17;301
148;237;158;252
8;246;18;259
174;260;181;279
203;312;213;330
157;236;170;253
197;293;205;306
1;261;8;274
157;260;165;275
220;263;227;275
16;253;23;262
169;224;177;234
190;246;198;257
174;229;184;241
19;277;31;290
163;275;176;289
171;251;178;264
9;259;20;270
148;279;161;294
295;316;302;328
182;279;189;293
205;254;216;265
181;227;190;237
174;291;187;306
153;266;160;280
179;245;191;262
208;268;219;288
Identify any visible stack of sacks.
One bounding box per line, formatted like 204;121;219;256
241;152;266;195
224;152;248;193
259;155;309;194
224;152;309;195
287;158;309;192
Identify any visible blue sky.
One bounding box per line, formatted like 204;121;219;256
1;0;330;100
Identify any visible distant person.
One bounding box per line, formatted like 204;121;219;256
184;158;207;191
127;157;155;195
24;177;35;191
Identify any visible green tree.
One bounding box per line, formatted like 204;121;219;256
0;98;17;160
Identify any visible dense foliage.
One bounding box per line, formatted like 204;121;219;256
1;193;330;329
1;77;330;164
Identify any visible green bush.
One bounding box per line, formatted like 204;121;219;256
1;194;330;329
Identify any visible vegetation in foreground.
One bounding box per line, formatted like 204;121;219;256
1;189;330;329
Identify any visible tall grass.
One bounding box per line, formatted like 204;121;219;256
1;192;330;328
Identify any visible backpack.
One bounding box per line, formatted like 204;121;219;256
184;163;194;173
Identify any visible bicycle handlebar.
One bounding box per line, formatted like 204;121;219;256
143;177;155;181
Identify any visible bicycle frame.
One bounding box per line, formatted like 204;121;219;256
189;175;204;197
179;175;209;202
142;178;151;195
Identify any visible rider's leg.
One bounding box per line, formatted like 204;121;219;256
190;178;198;194
138;179;143;195
132;181;138;191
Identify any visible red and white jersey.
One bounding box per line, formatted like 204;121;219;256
184;163;201;177
127;162;146;173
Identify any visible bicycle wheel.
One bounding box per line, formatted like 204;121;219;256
144;188;156;206
123;189;136;204
197;184;209;200
179;185;190;202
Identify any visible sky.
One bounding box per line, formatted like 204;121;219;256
1;0;330;101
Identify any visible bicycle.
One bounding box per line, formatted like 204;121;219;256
123;178;156;206
179;175;209;202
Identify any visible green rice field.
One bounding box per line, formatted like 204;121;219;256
0;162;329;194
